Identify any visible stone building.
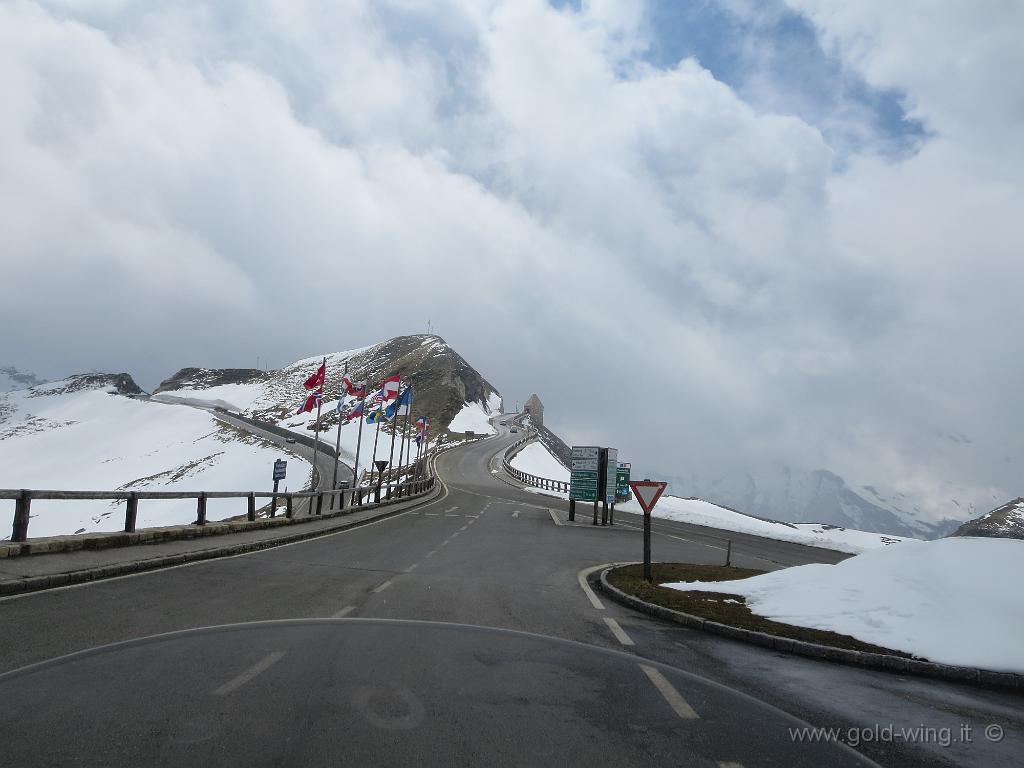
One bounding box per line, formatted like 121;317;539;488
524;394;544;426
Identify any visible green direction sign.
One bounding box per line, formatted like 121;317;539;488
570;459;599;501
615;463;631;497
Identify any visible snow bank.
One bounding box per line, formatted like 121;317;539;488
448;401;496;435
617;495;910;554
0;386;309;537
511;442;568;480
665;538;1024;672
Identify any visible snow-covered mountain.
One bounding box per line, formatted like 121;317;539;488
951;498;1024;540
0;366;46;392
663;466;965;539
153;334;502;479
0;374;304;538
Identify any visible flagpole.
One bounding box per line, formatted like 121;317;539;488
385;382;402;499
310;357;326;495
393;391;409;487
331;361;348;503
353;388;366;487
401;389;414;480
368;383;383;487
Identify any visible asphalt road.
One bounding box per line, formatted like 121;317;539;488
0;419;1019;767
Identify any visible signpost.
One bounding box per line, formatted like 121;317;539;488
615;463;631;500
629;479;668;582
374;459;389;503
569;446;600;522
601;448;618;525
271;460;287;518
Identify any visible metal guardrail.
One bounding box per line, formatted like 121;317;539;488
500;433;570;494
1;419;497;544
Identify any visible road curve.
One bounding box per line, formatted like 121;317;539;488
0;416;1019;767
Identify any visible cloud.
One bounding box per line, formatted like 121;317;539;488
1;0;1020;521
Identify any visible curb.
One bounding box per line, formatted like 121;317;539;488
0;482;443;598
597;565;1024;692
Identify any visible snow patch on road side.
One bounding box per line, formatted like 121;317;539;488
448;401;496;435
665;537;1024;672
511;442;569;481
0;383;309;538
616;495;910;554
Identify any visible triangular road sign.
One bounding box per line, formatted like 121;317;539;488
629;480;667;515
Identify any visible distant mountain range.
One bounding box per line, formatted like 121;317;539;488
0;366;46;392
663;466;965;539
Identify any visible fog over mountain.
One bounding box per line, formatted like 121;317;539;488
2;1;1021;531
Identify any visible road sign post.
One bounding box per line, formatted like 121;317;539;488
270;460;287;518
629;479;668;583
374;459;389;503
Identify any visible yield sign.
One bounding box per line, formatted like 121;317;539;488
629;480;667;515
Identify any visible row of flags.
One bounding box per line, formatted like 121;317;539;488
293;359;432;487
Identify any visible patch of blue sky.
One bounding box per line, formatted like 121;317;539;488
551;0;926;162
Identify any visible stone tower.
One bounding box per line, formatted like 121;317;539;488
524;394;544;426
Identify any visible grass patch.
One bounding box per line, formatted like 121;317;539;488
608;563;910;657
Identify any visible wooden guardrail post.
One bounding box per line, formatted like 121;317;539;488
11;489;31;543
316;492;324;515
124;492;139;533
286;494;294;519
196;492;207;526
247;492;256;522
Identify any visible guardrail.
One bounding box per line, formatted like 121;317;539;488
500;432;570;494
2;475;438;544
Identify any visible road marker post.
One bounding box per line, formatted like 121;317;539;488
629;479;668;583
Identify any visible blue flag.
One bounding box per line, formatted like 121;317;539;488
366;408;384;424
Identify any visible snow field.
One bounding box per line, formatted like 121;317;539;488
665;537;1024;672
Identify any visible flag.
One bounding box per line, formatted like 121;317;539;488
415;433;423;447
395;387;412;416
297;389;323;415
366;407;384;424
342;376;367;398
382;375;401;400
416;416;428;430
344;400;364;423
335;395;347;414
370;388;385;405
303;361;326;391
384;398;399;420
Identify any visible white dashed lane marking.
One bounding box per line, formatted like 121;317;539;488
639;664;699;720
372;579;393;593
331;605;355;618
213;651;286;696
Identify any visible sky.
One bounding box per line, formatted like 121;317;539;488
2;0;1022;522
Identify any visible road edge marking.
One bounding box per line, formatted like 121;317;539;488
603;616;635;646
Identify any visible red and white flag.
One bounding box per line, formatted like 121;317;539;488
303;361;326;391
381;375;401;400
297;390;323;415
342;376;367;398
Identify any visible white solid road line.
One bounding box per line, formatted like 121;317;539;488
639;664;699;720
372;579;393;593
213;651;287;696
603;617;635;646
548;509;564;526
576;564;613;610
444;506;459;514
406;563;419;572
331;605;356;618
